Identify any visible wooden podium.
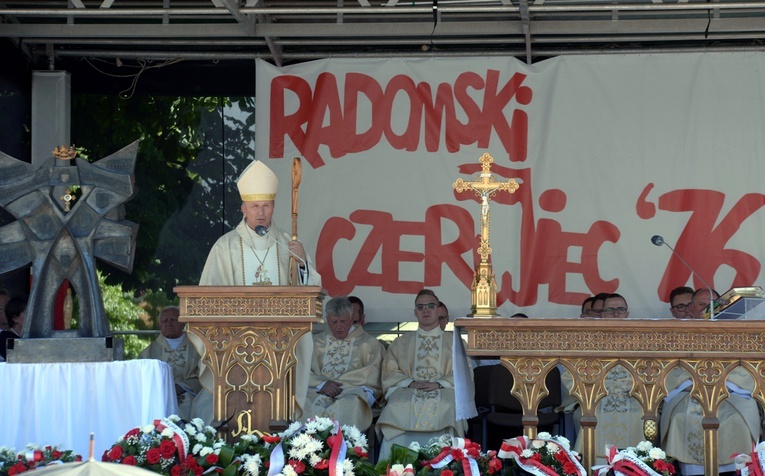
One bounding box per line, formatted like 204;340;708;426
174;285;324;439
458;317;765;476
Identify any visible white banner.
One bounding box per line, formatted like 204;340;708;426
255;53;765;321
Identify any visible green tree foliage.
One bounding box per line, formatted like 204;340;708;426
98;272;152;359
71;95;255;295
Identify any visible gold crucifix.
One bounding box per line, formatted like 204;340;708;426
453;152;519;317
59;188;77;212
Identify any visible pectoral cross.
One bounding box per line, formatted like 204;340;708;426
453;152;519;317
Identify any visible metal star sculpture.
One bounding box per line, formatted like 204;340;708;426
0;141;139;338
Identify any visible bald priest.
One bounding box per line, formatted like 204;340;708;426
199;159;321;287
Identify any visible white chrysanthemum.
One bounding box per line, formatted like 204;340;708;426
184;424;198;436
200;446;213;457
240;434;259;444
521;449;534;458
546;442;559;453
282;464;298;476
308;453;323;466
195;433;207;443
343;458;355;476
161;428;174;438
537;432;552;440
648;447;666;460
341;425;365;448
241;454;262;476
623;449;638;458
408;441;421;452
314;417;334;431
191;418;204;427
636;441;653;452
283;421;303;438
531;440;545;449
289;445;310;461
192;443;203;454
555;436;571;450
205;426;215;433
168;415;181;422
142;425;155;434
213;441;224;449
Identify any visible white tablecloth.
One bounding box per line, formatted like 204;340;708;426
0;360;178;459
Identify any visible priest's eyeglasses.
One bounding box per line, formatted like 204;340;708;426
602;307;628;316
671;303;691;311
415;303;438;311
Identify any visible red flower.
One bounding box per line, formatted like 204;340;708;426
52;450;63;460
121;456;137;466
32;451;44;462
563;461;579;475
653;460;676;475
488;457;503;474
146;448;161;465
441;470;454;476
8;462;28;475
353;446;368;458
206;454;219;465
171;465;182;476
554;451;568;464
314;459;329;470
125;428;141;438
75;456;82;462
160;440;177;459
289;459;306;473
107;445;123;461
450;449;464;461
262;435;281;444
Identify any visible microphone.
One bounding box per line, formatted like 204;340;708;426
651;234;715;319
255;225;268;236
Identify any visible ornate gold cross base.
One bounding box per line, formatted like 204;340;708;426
468;259;500;317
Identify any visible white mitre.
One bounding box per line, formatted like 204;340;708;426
237;160;278;201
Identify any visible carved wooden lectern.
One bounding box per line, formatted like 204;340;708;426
458;317;765;476
174;285;324;439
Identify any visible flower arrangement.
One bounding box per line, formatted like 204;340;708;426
733;440;765;475
102;415;239;475
593;441;676;476
0;444;82;476
376;435;503;476
498;433;586;476
247;417;378;476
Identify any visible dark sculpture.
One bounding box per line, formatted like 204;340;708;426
0;142;139;338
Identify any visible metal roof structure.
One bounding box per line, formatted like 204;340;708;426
3;1;765;93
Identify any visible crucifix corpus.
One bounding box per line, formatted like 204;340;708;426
453;152;519;317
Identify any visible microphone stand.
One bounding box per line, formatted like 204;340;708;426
652;235;715;319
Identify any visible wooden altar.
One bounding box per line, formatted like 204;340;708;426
174;285;324;439
457;317;765;476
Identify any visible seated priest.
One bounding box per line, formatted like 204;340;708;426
563;293;645;463
376;289;467;460
138;306;202;421
660;365;760;475
199;159;321;287
304;296;384;431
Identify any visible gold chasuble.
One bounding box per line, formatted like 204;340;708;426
304;330;384;431
376;328;465;460
660;366;760;474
